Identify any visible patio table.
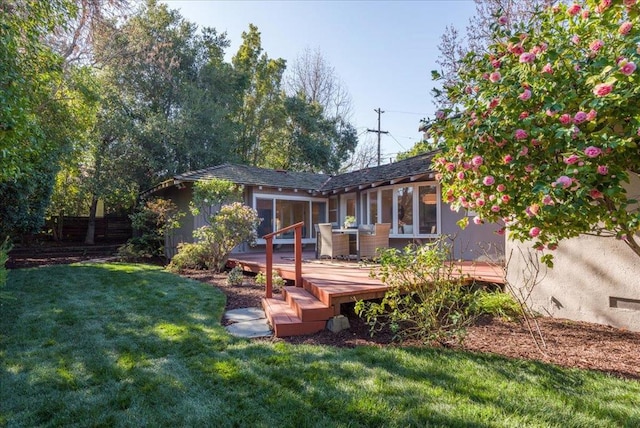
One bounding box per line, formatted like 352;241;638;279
332;228;359;260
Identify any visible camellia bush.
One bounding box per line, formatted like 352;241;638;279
430;0;640;265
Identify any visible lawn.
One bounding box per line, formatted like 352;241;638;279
1;263;638;427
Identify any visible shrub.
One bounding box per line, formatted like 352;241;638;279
255;271;285;289
226;266;245;286
0;237;11;289
192;202;260;272
166;242;208;272
473;290;522;322
355;240;481;344
119;198;183;262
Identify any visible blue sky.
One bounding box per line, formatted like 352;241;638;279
162;0;477;162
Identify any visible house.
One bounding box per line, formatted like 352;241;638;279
144;152;505;261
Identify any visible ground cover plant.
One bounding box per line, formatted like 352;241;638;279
1;263;639;427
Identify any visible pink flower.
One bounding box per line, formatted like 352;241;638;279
435;110;445;120
573;111;587;124
584;146;602;158
496;184;506;192
519;147;529;156
519;111;529;119
529;227;541;238
589;39;604;52
542;194;554;206
581;10;590;19
596;0;612;13
514;129;528;140
456;171;465;180
519;89;532;101
593;83;613;97
531;139;540;146
597;165;608;175
503;154;513;164
491;59;502;68
619;21;633;36
546;109;556;117
489;98;500;109
501;195;511;204
471;155;484;166
483;175;495;186
519;52;536;63
498;15;508;25
491;205;501;213
620;60;637;75
445;162;455;172
568;4;582;16
524;164;534;173
586;109;597;121
564;154;579;164
456;145;465;153
473;216;483;225
476;198;486;207
589;189;604;199
489;71;502;82
542;63;554;74
554;175;572;189
496;228;506;236
559;114;572;125
572;35;580;44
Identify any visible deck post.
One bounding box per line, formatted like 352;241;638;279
294;225;302;287
265;236;273;298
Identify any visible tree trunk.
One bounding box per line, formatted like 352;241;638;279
85;195;98;245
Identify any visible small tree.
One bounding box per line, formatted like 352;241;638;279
191;202;260;272
429;1;640;265
118;198;183;261
190;178;242;221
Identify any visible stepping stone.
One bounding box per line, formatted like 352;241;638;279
224;307;267;322
225;319;272;338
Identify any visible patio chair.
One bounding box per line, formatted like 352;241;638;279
317;223;350;260
359;223;390;259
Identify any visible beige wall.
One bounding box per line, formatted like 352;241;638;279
506;172;640;332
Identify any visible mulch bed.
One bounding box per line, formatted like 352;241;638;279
7;252;640;381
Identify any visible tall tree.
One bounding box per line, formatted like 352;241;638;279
231;24;287;166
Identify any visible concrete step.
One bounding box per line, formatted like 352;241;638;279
261;296;326;337
283;286;335;322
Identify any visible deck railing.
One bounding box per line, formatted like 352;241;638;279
262;221;304;298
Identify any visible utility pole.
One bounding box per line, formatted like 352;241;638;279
367;108;388;166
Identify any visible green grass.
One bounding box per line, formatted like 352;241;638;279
1;263;638;427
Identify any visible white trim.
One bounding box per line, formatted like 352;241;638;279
253;193;328;242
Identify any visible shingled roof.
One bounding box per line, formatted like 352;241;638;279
176;163;329;191
143;151;437;197
317;152;437;194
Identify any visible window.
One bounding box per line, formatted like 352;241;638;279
364;182;439;236
254;194;327;241
328;196;338;224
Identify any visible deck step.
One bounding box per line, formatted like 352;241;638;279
283;286;334;322
262;296;326;337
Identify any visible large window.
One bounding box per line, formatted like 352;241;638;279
363;182;439;236
255;194;326;241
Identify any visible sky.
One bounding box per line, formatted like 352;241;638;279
162;0;477;163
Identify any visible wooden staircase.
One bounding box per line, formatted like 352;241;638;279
262;280;337;337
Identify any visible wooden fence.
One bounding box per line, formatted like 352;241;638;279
46;216;132;242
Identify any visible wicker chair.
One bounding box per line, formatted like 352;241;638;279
358;223;390;259
316;223;350;260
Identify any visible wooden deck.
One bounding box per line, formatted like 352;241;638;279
228;251;505;337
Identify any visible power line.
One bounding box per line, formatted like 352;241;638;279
366;108;389;166
387;133;407;151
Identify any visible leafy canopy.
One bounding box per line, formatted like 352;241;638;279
429;0;640;265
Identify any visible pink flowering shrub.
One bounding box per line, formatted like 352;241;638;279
430;0;640;265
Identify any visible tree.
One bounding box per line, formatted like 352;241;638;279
286;47;353;123
429;0;640;265
433;0;555;109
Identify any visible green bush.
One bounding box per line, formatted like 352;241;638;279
255;271;285;289
355;240;481;344
226;266;245;286
0;237;11;289
166;242;209;272
119;198;183;262
474;290;522;322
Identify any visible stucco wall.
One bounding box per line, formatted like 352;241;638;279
506;172;640;332
507;235;640;331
